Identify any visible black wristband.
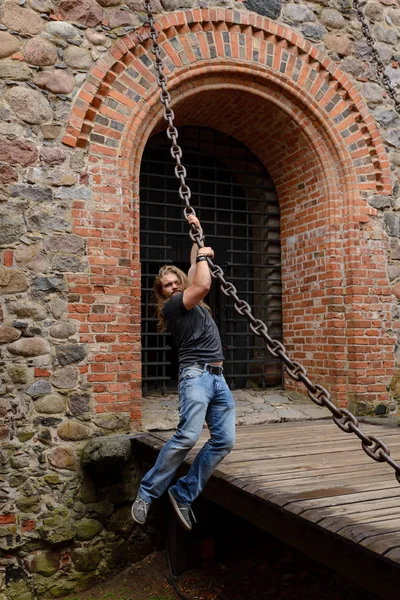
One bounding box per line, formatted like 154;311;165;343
196;255;208;263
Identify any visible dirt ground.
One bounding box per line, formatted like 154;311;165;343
63;524;379;600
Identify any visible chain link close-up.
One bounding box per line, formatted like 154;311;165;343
144;1;400;485
353;0;400;114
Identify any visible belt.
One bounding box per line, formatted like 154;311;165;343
192;362;224;376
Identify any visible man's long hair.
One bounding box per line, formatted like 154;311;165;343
153;265;210;332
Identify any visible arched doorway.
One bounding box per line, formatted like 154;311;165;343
63;9;395;420
140;127;283;394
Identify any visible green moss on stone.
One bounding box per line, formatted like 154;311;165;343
39;508;76;543
29;551;59;577
76;518;102;541
16;432;35;442
15;495;41;513
43;474;62;485
70;547;101;572
79;479;100;504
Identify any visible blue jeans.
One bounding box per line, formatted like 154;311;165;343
138;364;235;506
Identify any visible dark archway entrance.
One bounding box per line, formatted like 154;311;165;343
140;127;283;394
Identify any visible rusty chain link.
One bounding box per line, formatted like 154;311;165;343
353;0;400;114
144;1;400;484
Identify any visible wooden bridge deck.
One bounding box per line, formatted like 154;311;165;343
133;420;400;599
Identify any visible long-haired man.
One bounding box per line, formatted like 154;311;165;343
132;214;235;530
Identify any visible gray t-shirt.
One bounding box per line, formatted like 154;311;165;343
162;292;224;368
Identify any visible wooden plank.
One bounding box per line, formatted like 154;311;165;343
384;547;400;563
298;497;400;524
338;518;400;544
361;531;400;554
321;508;400;534
218;441;400;465
132;423;400;599
274;485;400;514
242;476;395;499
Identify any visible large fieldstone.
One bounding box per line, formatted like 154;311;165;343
52;254;83;272
93;413;130;431
31;275;65;296
126;0;161;7
82;436;131;477
26;205;71;234
26;379;52;399
0;2;44;35
0;165;18;185
41;124;62;140
108;8;139;28
246;0;281;19
63;46;93;70
23;38;57;67
56;344;86;365
35;394;65;414
362;82;384;104
29;551;59;577
57;420;91;441
0;137;37;167
29;0;55;13
11;184;53;203
284;3;315;21
0;326;21;344
71;547;101;572
50;321;76;339
45;234;84;254
389;370;400;399
320;8;346;28
8;337;50;357
27;167;77;187
50;298;66;319
7;364;30;384
76;518;102;541
385;129;400;150
40;508;76;543
14;242;42;265
0;59;31;80
46;21;79;39
161;0;192;8
108;505;134;536
0;32;20;59
85;28;107;45
96;0;121;5
40;147;66;166
6;87;52;125
9;300;47;321
324;34;351;57
68;392;89;415
0;267;29;294
0;210;25;245
48;446;78;470
51;365;79;389
33;70;75;95
58;0;103;27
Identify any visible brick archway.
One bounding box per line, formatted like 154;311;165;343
63;8;395;425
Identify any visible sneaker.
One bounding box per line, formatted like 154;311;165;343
168;489;196;531
131;494;150;525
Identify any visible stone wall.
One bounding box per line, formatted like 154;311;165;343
0;0;399;597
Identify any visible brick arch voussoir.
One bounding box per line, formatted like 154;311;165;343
62;7;391;196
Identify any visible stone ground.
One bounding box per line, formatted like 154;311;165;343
141;386;334;431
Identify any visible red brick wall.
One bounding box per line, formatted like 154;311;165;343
63;8;395;424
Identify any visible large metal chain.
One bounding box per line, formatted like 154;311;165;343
144;1;400;484
353;0;400;114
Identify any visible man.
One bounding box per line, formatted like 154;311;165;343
132;214;235;530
